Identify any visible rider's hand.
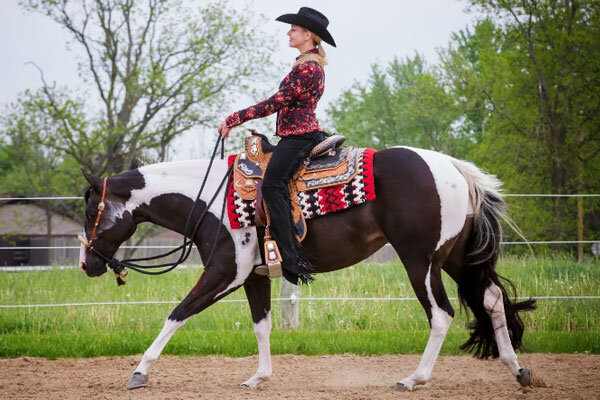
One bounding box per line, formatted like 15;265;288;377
218;120;232;139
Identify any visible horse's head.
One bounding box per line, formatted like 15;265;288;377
79;171;138;277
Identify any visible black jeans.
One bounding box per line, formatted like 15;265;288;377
262;131;324;284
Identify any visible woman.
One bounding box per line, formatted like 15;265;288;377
218;7;336;285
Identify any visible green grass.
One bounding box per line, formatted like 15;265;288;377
1;255;599;358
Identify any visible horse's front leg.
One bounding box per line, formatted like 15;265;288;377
126;268;240;390
241;272;272;388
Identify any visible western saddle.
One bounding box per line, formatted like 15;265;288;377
231;131;354;277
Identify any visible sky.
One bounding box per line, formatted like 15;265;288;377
0;0;479;159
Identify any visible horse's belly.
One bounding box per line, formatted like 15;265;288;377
302;202;387;271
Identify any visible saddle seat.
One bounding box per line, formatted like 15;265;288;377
309;134;346;158
232;131;356;242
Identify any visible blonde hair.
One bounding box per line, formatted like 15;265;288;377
293;31;327;68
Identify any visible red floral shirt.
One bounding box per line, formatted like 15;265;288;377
225;49;324;137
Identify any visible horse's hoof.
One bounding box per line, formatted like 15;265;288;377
395;382;411;392
126;372;148;390
517;367;533;387
241;375;270;388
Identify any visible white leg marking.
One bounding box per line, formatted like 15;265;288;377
484;284;521;376
399;265;453;390
134;318;187;375
242;312;272;387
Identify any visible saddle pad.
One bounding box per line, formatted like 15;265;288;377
226;148;376;229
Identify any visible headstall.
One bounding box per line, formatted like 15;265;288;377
78;177;107;248
77;177;128;284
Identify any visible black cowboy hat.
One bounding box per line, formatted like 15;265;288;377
276;7;336;47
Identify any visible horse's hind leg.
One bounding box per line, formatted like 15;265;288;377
240;272;272;387
443;218;534;387
394;242;457;392
127;269;240;390
483;283;533;386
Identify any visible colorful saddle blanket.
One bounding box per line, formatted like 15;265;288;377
226;135;376;237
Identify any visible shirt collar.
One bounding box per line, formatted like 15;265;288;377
296;48;319;60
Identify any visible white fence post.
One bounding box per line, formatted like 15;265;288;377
280;278;299;330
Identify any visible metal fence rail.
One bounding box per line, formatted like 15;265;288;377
2;295;599;309
2;194;600;201
0;196;83;201
1;240;599;251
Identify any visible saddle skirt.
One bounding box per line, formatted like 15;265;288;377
226;134;376;241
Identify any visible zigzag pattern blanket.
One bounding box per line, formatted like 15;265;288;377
226;148;377;229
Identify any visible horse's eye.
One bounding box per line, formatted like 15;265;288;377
87;212;97;220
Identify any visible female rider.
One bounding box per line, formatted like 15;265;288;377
218;7;336;285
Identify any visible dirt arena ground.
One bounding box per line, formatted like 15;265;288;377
1;353;599;399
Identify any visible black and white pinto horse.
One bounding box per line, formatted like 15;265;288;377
79;146;535;391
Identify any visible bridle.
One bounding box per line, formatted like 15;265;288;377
77;176;130;283
77;137;230;286
78;177;108;249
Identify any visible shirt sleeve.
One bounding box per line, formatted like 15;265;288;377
225;62;316;128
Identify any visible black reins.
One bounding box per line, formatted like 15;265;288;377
88;137;232;284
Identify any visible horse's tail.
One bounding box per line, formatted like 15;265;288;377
449;158;536;359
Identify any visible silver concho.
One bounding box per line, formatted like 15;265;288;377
239;163;254;175
250;137;259;156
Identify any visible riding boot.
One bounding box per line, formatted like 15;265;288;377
261;181;300;284
258;131;324;284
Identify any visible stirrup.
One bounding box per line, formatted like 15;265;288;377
256;238;283;278
254;263;282;278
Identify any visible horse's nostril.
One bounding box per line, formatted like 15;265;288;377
80;262;87;272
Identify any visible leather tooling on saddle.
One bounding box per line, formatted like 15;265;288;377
227;134;376;242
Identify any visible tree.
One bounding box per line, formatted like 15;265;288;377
326;55;464;155
0;111;81;262
1;0;279;259
16;0;278;175
441;1;600;246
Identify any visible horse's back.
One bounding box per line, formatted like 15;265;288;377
373;147;470;251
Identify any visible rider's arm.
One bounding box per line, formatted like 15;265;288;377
225;62;319;128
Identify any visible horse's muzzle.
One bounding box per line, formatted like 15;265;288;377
80;260;107;277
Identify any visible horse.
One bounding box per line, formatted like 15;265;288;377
79;144;536;391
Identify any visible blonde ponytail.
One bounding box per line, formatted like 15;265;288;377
293;31;328;68
315;34;327;65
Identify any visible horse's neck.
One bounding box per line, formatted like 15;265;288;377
139;197;193;236
129;158;229;237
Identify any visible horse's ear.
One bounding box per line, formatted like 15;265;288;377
129;157;145;170
82;170;103;193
